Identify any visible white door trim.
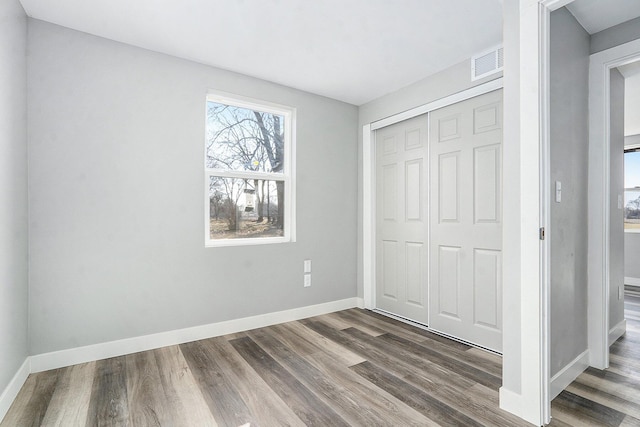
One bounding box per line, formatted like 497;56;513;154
498;1;556;425
588;37;640;369
363;123;374;309
539;4;552;422
362;78;503;311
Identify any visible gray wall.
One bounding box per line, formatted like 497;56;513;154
0;0;29;393
626;236;640;280
549;7;590;377
591;16;640;54
358;60;501;129
610;69;626;327
27;20;358;355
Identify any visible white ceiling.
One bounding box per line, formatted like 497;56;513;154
566;0;640;35
18;0;503;106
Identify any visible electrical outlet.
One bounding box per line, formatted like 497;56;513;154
304;259;312;273
304;274;311;287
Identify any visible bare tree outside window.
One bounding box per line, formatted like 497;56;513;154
205;96;293;243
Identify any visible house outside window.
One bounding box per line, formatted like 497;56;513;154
625;146;640;231
205;92;296;246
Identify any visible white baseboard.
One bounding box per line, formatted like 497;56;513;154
609;319;627;346
499;386;522;417
355;297;365;309
31;297;359;373
550;349;589;400
0;358;30;424
625;277;640;287
500;386;549;426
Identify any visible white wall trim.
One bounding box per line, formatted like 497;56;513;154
588;37;640;370
0;358;30;424
540;0;574;10
362;123;375;310
609;319;627;346
498;1;551;425
549;350;589;400
30;297;359;373
625;277;640;286
539;3;552;422
498;387;522;420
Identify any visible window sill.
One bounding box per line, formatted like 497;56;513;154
205;236;293;247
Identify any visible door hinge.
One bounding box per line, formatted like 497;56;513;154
539;227;545;240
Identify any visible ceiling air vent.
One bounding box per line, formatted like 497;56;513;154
472;46;504;81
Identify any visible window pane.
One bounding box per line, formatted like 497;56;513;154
208;176;284;240
625;150;640;230
625;150;640;188
625;189;640;230
206;102;285;173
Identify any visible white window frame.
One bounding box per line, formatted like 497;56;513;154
204;91;296;247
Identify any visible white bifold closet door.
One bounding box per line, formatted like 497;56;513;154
429;89;503;352
375;114;429;325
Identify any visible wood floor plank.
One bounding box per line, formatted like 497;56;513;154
398;369;528;427
248;326;418;426
338;309;449;345
230;335;350;427
547;416;579;426
311;312;357;331
355;309;474;351
274;322;365;366
566;381;640;420
199;337;304;427
85;357;129;427
552;390;627;426
344;326;502;390
305;351;435;426
620;415;640;427
601;358;640;387
351;360;483;427
374;330;502;387
575;369;640;408
465;346;503;366
584;367;640;393
465;383;534;426
1;373;37;426
2;370;59;427
41;361;96;426
370;323;503;377
266;322;328;357
328;310;387;336
152;346;218;427
20;370;60;427
179;340;255;427
301;319;478;391
125;350;171;426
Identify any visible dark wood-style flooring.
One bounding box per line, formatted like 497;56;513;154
2;291;640;426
